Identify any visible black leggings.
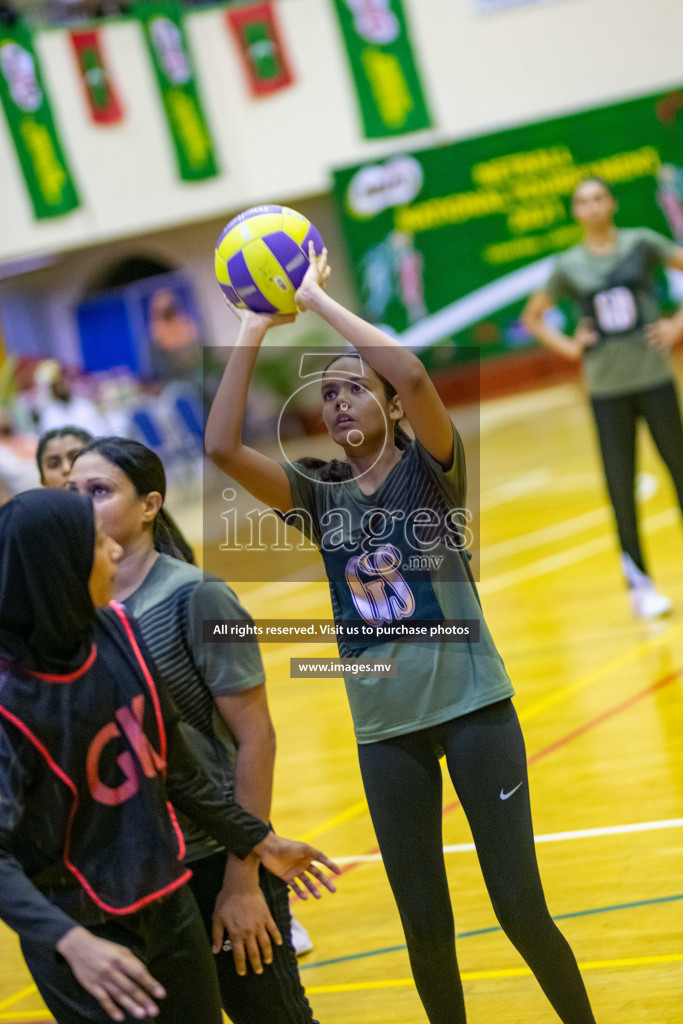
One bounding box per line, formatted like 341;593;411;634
21;886;222;1024
590;381;683;575
357;699;595;1024
188;852;316;1024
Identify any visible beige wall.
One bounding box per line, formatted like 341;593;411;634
0;0;680;264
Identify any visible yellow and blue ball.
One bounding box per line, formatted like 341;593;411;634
215;205;324;314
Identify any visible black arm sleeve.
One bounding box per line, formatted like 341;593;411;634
163;702;270;860
0;726;77;949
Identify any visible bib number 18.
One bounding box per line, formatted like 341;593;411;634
593;286;638;333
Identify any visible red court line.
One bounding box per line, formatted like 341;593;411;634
334;666;683;877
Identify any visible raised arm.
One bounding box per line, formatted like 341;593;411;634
522;289;596;361
204;310;296;512
295;245;454;468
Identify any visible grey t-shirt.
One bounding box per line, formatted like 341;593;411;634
544;227;676;397
124;554;265;862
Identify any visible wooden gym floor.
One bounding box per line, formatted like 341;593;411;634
1;379;682;1023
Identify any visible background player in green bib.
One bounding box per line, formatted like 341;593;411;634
206;244;598;1024
524;176;683;618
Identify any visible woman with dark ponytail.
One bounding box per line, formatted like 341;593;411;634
67;437;325;1024
70;437;195;564
205;246;598;1024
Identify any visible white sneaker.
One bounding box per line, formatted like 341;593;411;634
630;583;672;620
289;914;313;957
621;554;672;620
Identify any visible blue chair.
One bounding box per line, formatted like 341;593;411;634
130;407;167;451
174;393;204;442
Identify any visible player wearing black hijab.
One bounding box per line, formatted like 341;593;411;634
0;489;338;1024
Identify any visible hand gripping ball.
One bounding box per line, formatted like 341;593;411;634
215;205;324;314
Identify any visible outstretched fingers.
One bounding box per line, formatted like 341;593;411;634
311;851;342;877
288;857;341;900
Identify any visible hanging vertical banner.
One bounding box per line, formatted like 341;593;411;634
70;29;124;125
329;0;432;139
0;21;80;219
132;0;218;181
226;1;294;97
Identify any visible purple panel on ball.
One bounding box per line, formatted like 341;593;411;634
302;223;324;256
228;251;278;314
262;232;308;288
216;205;284;247
218;282;241;306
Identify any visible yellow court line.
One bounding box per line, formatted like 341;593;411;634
0;1013;46;1022
305;952;683;994
0;989;37;1013
518;619;683;724
3;952;682;1016
483;471;661;562
0;1015;237;1024
478;506;677;595
484;504;609;561
297;799;369;843
307;979;414;994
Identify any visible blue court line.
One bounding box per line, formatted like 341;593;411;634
298;892;683;971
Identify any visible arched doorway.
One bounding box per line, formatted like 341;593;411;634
76;255;201;378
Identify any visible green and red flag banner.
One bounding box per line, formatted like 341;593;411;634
132;0;218;181
329;0;432;139
332;87;683;364
0;20;80;219
226;1;294;97
70;29;124;125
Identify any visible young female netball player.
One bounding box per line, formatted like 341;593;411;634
524;176;683;618
67;438;319;1024
204;244;598;1024
0;488;338;1024
37;426;93;489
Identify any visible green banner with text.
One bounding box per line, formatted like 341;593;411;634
330;0;432;139
0;21;80;219
333;87;683;363
133;0;218;181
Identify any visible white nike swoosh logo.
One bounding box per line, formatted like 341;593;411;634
500;781;524;800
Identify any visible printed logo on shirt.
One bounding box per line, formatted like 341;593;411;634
346;544;416;626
